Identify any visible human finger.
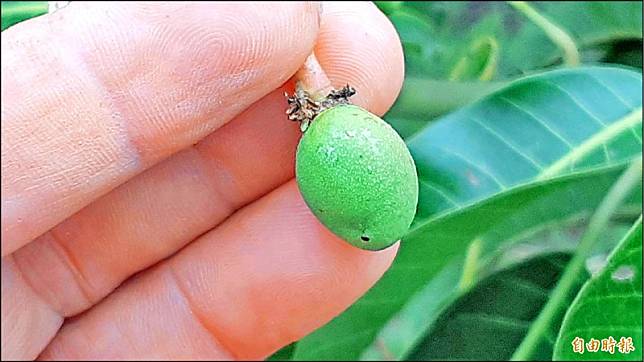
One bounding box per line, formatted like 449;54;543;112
39;181;399;360
1;1;320;256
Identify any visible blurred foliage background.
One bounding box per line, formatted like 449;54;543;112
376;1;642;138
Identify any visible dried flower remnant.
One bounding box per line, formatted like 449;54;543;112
286;84;356;132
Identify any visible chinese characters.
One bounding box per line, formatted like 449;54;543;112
571;336;636;355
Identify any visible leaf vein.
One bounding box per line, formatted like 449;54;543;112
499;96;576;150
585;73;643;142
499;276;551;298
432;145;509;188
417;176;460;208
470;116;545;171
537;107;643;180
455;312;530;330
541;80;608;127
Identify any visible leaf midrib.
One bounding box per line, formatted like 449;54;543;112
537;107;643;180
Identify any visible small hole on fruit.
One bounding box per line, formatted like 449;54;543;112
361;235;370;242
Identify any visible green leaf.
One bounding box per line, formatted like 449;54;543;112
374;1;405;16
267;343;297;361
504;1;643;75
361;215;633;361
508;1;580;67
383;2;642;133
1;1;48;31
449;36;500;81
538;2;642;45
385;7;440;78
385;2;642;79
292;66;642;360
399;4;508;80
408;252;574;361
359;258;465;361
554;219;643;361
295;165;640;360
490;218;636;274
384;78;507;139
407;67;641;220
406;66;641;224
511;157;642;360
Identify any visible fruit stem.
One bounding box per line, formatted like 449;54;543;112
286;53;356;132
294;52;334;103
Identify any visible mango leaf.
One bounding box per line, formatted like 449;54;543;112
389;4;507;80
374;1;404;16
382;2;642;136
267;343;296;361
385;78;506;139
554;218;642;361
490;217;633;270
360;215;634;360
448;36;500;81
407;252;575;361
1;1;48;31
293;66;642;360
504;1;643;76
385;2;642;79
385;7;440;78
408;66;641;220
295;164;640;360
359;257;464;361
539;1;642;45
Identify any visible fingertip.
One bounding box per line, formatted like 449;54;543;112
315;1;405;116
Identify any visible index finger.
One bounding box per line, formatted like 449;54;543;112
1;1;320;256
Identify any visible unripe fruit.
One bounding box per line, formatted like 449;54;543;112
296;104;419;251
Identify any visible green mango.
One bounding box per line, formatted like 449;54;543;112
296;104;419;251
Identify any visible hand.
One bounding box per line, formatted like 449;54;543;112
1;2;403;360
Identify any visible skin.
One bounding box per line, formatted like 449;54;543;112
1;2;404;360
296;105;418;250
